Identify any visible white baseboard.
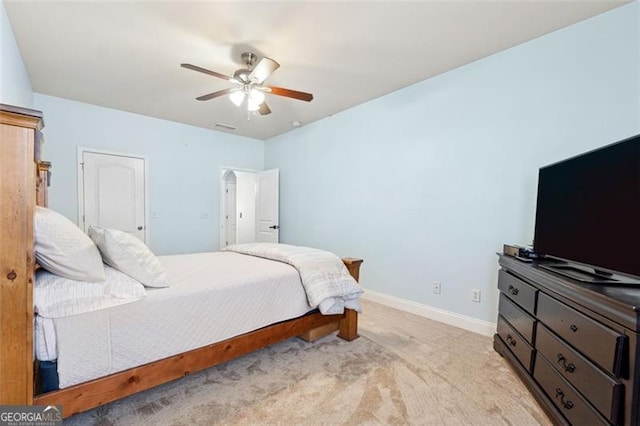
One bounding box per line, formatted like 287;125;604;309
361;289;496;337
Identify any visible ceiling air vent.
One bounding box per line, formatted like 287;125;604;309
214;123;236;131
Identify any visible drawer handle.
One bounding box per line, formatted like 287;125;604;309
554;388;574;410
508;285;519;296
506;334;517;347
569;324;578;332
556;354;576;373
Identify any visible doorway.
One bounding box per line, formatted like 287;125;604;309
219;167;280;249
219;167;257;249
77;148;147;242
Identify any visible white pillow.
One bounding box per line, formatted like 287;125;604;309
88;226;169;288
35;265;146;318
35;206;106;282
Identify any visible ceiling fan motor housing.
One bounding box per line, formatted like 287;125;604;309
240;52;257;67
234;52;258;83
233;69;251;83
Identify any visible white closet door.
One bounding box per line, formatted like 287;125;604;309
82;151;146;241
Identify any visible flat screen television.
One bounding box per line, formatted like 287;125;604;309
533;134;640;285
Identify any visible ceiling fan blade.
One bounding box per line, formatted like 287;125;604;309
196;88;232;101
249;57;280;84
258;102;271;116
266;86;313;102
181;63;236;82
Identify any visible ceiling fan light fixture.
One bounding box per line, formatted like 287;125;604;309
229;90;245;107
249;88;265;105
247;88;266;112
247;100;261;112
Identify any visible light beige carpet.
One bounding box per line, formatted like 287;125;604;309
65;300;550;425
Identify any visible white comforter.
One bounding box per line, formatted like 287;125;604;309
49;251;313;388
224;243;363;314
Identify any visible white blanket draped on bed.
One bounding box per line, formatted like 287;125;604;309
224;243;363;314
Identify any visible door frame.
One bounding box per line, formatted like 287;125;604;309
219;165;257;250
77;147;149;242
224;172;237;247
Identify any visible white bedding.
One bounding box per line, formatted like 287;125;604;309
48;252;312;388
224;243;363;314
35;265;146;318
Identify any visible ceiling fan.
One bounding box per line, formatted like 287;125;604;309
181;52;313;116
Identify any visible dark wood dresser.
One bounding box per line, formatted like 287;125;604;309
494;254;640;425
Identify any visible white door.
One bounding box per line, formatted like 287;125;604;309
225;179;237;246
81;151;146;241
255;169;279;243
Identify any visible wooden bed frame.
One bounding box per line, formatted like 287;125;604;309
0;104;363;418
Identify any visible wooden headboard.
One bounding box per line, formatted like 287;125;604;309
0;104;43;405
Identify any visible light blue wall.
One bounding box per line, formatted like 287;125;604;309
0;0;32;107
34;94;264;255
265;4;640;323
7;2;639;323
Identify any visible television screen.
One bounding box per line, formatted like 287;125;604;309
533;134;640;280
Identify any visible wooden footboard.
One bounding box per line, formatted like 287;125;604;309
299;257;363;342
34;257;363;418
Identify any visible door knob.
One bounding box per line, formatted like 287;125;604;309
268;225;280;230
137;226;144;230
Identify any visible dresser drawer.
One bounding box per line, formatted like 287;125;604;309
537;292;625;377
498;270;537;315
497;315;534;371
536;324;623;424
499;293;536;343
534;354;609;426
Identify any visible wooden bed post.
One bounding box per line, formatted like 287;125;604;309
337;258;363;341
36;161;51;207
0;105;43;405
298;257;363;342
337;309;359;341
342;257;363;282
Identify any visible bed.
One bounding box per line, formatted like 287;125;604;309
0;104;363;418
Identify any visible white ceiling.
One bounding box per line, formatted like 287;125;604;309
5;1;630;140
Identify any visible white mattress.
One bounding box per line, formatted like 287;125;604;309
49;252;312;388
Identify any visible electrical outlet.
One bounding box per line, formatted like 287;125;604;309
472;289;481;303
432;282;441;294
